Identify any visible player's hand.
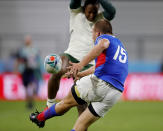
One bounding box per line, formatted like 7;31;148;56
66;61;83;78
73;72;83;81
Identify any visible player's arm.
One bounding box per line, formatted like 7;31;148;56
80;39;110;67
99;0;116;21
72;66;95;81
68;39;110;77
77;66;95;78
70;0;82;9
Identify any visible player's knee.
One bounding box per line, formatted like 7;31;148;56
63;98;77;107
56;99;76;115
62;94;78;109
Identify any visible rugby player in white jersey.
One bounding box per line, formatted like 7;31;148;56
46;0;116;126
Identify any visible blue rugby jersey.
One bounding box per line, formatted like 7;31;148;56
94;34;128;92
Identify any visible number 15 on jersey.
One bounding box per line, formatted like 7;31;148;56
113;45;127;63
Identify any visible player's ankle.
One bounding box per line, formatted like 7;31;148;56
47;98;56;108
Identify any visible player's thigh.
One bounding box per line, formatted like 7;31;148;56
73;108;99;131
76;75;97;102
91;87;122;117
76;74;109;102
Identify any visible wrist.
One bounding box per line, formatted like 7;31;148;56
78;72;84;77
79;62;85;69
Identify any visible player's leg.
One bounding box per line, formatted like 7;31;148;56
30;80;92;128
72;107;100;131
72;86;122;131
39;84;86;120
76;103;87;117
76;103;88;131
30;85;83;128
30;75;92;128
55;88;79;114
23;68;35;109
73;75;96;131
47;55;69;107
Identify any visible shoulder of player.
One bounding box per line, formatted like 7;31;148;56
69;7;85;21
98;38;110;49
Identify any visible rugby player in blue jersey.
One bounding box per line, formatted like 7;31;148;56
30;19;128;131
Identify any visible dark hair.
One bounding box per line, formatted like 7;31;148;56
94;19;113;34
82;0;99;12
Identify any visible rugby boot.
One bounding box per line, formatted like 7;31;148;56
29;110;45;128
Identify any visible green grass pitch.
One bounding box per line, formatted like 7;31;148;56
0;101;163;131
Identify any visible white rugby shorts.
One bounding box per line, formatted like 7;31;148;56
75;74;122;117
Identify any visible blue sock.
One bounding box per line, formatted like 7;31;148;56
43;104;59;120
71;130;75;131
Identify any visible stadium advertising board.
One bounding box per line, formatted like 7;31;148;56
0;73;163;101
123;73;163;101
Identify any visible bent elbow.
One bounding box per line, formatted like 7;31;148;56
104;8;116;21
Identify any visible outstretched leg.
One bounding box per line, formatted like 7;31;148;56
30;90;79;128
55;89;79;114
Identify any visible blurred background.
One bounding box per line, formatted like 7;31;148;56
0;0;163;131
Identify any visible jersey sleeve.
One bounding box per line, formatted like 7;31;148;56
69;7;82;32
69;0;81;10
99;0;116;21
69;0;82;19
70;7;82;17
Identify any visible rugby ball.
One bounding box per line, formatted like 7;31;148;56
44;54;62;74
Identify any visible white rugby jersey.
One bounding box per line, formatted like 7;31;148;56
64;7;104;64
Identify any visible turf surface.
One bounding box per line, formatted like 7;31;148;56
0;101;163;131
